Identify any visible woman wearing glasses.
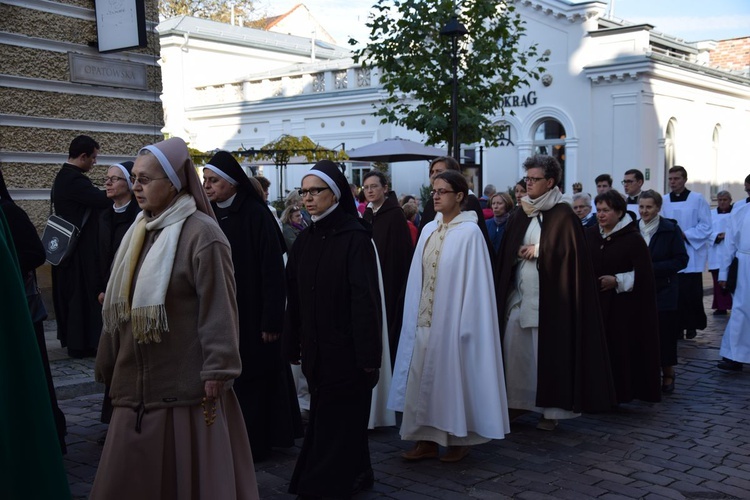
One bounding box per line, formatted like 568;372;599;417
92;138;257;499
418;156;494;259
96;161;140;437
283;160;383;498
390;170;509;463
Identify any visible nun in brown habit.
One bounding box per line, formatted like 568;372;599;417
92;137;258;499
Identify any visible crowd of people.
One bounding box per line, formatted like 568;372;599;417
3;134;749;499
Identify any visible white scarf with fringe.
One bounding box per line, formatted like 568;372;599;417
102;194;196;343
521;186;564;218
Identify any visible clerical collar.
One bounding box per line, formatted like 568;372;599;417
113;199;131;213
216;193;237;209
718;205;733;214
669;188;691;203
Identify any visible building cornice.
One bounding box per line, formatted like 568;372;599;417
0;32;160;67
186;88;385;119
158;16;351;60
1;114;163;135
1;75;161;102
3;0;157;29
514;0;605;23
584;54;750;97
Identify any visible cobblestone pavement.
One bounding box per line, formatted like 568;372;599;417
54;295;750;499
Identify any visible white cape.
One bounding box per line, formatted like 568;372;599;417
368;241;396;429
388;213;509;439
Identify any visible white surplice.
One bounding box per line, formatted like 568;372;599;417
718;204;750;363
709;208;733;270
661;191;712;273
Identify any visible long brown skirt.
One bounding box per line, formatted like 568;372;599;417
91;390;258;500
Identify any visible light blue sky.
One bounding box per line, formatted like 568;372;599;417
264;0;750;46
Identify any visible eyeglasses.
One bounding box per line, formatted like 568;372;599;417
621;179;636;185
130;175;169;186
430;188;456;197
523;176;546;184
362;184;382;191
298;187;331;197
102;176;126;184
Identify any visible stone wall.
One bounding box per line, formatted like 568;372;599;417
0;0;163;229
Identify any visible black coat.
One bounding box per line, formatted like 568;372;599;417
97;197;140;287
283;205;382;497
495;203;617;413
213;189;301;459
646;217;689;311
0;201;45;275
51;163;110;353
363;192;413;365
585;221;661;404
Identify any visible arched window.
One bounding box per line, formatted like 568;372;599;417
533;119;566;185
711;125;720;199
664;119;676;192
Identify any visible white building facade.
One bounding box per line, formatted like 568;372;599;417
158;0;750;202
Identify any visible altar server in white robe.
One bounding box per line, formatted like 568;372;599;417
708;191;734;315
661;166;712;339
732;174;750;210
716;203;750;371
388;170;509;464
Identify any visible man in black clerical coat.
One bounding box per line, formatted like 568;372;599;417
51;135;110;358
203;151;302;462
284;160;382;499
362;170;413;365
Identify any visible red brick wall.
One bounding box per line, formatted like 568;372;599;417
709;37;750;73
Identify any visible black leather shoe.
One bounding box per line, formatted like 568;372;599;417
351;468;374;495
717;358;743;371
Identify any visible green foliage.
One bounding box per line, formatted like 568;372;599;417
350;0;547;148
160;0;259;25
250;135;349;165
419;184;432;209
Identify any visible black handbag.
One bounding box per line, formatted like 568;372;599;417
41;187;90;266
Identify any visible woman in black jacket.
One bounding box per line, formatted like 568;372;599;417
638;190;689;393
0;168;67;453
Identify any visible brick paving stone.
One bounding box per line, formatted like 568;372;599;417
723;474;750;491
473;479;524;496
686;467;727;482
584;468;636;485
47;295;750;498
641;484;687;500
631;471;675;487
713;464;750;481
660;468;708;485
641;456;693;473
673;480;732;497
515;490;560;499
595;480;651;497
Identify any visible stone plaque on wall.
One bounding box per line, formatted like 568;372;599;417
69;53;147;90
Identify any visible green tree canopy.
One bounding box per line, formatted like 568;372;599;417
160;0;259;25
350;0;547;150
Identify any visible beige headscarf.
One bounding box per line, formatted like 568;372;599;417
140;137;215;219
102;137;216;343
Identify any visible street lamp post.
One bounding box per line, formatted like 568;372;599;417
440;15;468;163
